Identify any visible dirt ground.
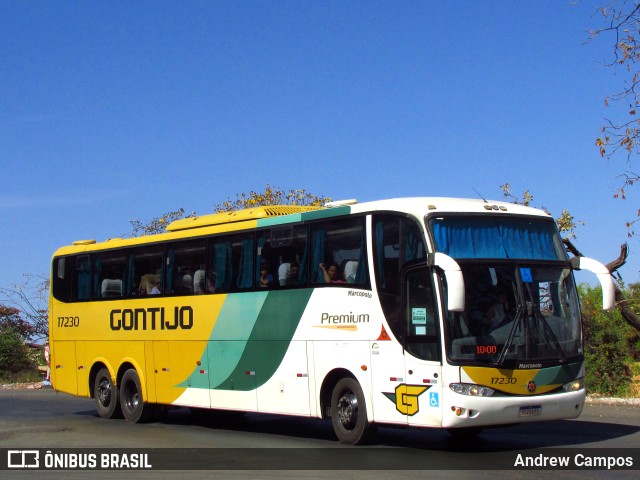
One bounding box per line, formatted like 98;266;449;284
0;381;51;390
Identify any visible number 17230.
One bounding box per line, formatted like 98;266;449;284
57;316;80;327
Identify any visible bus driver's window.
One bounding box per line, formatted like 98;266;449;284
404;268;440;361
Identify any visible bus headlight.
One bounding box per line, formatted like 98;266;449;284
449;383;495;397
562;378;584;392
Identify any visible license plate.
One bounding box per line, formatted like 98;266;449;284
518;406;542;417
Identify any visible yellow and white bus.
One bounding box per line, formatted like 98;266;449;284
49;197;615;444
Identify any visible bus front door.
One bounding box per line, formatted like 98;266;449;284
402;267;443;427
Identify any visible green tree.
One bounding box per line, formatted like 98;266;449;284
129;208;197;237
213;184;332;212
0;331;31;375
0;305;34;376
616;282;640;358
0;275;49;343
580;284;635;396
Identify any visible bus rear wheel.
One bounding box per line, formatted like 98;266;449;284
119;368;153;423
94;367;121;419
330;377;375;445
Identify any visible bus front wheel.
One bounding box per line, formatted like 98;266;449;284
93;367;121;419
119;368;153;423
330;377;375;445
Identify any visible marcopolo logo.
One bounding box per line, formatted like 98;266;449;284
7;450;39;469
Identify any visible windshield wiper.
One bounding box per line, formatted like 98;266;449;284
493;304;565;367
532;306;566;363
494;305;523;367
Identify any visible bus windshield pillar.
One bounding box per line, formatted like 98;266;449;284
428;252;465;312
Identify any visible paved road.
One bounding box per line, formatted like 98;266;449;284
0;389;638;479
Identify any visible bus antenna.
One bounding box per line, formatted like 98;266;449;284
472;188;488;203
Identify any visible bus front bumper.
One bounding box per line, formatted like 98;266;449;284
442;388;586;429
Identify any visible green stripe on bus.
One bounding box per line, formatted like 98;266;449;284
210;289;312;391
181;289;313;391
532;362;582;386
256;206;351;227
299;206;351;221
257;214;305;227
200;292;268;389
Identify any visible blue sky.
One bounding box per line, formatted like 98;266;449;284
1;0;638;290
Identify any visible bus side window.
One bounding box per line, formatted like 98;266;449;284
165;241;206;296
311;217;368;287
94;252;127;299
256;225;309;289
374;215;425;293
209;239;233;293
209;234;254;292
127;247;163;296
75;255;91;301
234;235;255;290
373;214;426;340
256;233;274;288
273;225;308;288
52;256;74;303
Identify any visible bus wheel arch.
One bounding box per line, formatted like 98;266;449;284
321;369;376;445
91;364;121;419
319;368;353;419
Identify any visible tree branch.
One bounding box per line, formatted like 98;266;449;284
603;242;640;332
606;242;629;272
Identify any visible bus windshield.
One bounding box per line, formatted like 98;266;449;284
428;215;582;368
443;264;582;368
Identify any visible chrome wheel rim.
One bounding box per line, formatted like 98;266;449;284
336;390;358;430
97;378;112;407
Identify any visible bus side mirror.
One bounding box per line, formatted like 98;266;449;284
570;256;616;311
428;252;465;312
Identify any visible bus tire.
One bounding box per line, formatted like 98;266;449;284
93;367;121;419
119;368;153;423
330;377;375;445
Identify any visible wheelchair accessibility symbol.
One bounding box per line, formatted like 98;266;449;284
429;391;439;407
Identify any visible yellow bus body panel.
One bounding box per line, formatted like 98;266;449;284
50;294;226;404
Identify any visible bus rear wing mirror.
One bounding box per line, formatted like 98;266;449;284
428;252;465;312
569;256;616;311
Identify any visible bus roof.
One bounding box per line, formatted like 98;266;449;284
347;197;551;218
55;197;551;256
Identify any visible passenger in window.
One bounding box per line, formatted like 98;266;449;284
286;261;300;286
149;276;161;294
482;291;511;332
206;273;217;293
139;274;161;295
259;260;274;288
320;262;346;284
